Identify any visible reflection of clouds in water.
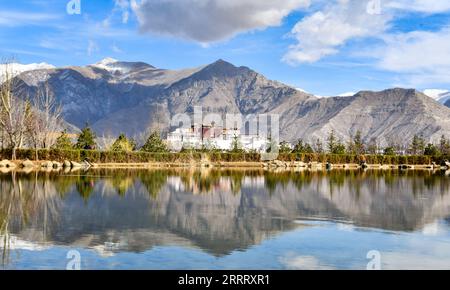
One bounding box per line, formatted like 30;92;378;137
381;232;450;269
91;242;122;258
383;252;450;270
279;254;334;270
1;170;450;269
337;223;354;232
0;235;48;251
422;221;445;236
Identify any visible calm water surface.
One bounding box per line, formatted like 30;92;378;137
1;169;450;270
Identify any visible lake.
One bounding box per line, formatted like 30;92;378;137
1;168;450;270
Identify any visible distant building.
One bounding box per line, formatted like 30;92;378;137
167;124;268;152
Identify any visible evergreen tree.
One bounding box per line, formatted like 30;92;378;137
440;135;450;155
333;141;347;155
353;130;365;155
347;131;365;155
230;134;244;153
367;137;378;155
409;135;425;155
314;139;324;154
293;139;314;154
111;133;135;152
141;131;168;153
347;136;355;155
327;130;337;153
327;131;346;154
53;130;73;150
75;125;97;150
304;143;314;154
279;141;292;154
424;143;439;156
293;139;305;153
384;146;396;156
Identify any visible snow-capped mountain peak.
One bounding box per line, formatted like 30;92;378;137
90;57;123;72
89;58;154;75
0;62;55;80
93;57;119;67
338;92;356;97
423;89;450;103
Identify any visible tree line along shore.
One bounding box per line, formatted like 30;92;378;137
1;123;450;170
2;59;450;170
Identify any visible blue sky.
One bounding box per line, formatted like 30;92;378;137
1;0;450;96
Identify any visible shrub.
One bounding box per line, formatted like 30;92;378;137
0;149;441;165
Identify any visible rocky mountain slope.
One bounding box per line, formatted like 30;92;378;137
277;88;450;146
12;58;450;145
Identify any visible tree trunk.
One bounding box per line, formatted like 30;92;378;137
11;147;16;161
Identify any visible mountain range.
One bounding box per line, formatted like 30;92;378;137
10;58;450;146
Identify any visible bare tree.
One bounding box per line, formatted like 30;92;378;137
0;60;32;160
97;133;116;151
27;82;62;159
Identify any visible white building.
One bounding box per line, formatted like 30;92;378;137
167;124;268;152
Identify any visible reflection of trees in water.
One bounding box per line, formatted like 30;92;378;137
1;169;449;208
186;170;221;194
0;174;14;266
139;170;169;199
76;176;95;201
109;171;136;197
51;169;432;201
50;174;78;198
132;169;450;200
263;170;358;197
367;170;450;198
0;172;63;266
228;170;245;195
1;169;450;261
170;169;247;195
263;170;450;200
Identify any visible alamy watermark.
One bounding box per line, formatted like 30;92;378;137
66;250;81;270
366;0;382;15
67;0;81;15
170;106;280;160
366;250;381;270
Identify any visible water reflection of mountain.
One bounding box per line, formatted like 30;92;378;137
1;170;450;256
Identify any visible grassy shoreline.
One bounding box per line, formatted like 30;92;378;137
0;149;449;170
0;160;447;172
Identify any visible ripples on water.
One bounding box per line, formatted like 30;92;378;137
1;169;450;269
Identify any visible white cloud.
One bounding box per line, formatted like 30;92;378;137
283;0;391;64
383;254;450;270
387;0;450;13
115;0;131;24
280;255;335;270
130;0;311;43
103;0;131;28
279;0;450;87
422;221;445;236
0;11;59;27
376;27;450;86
